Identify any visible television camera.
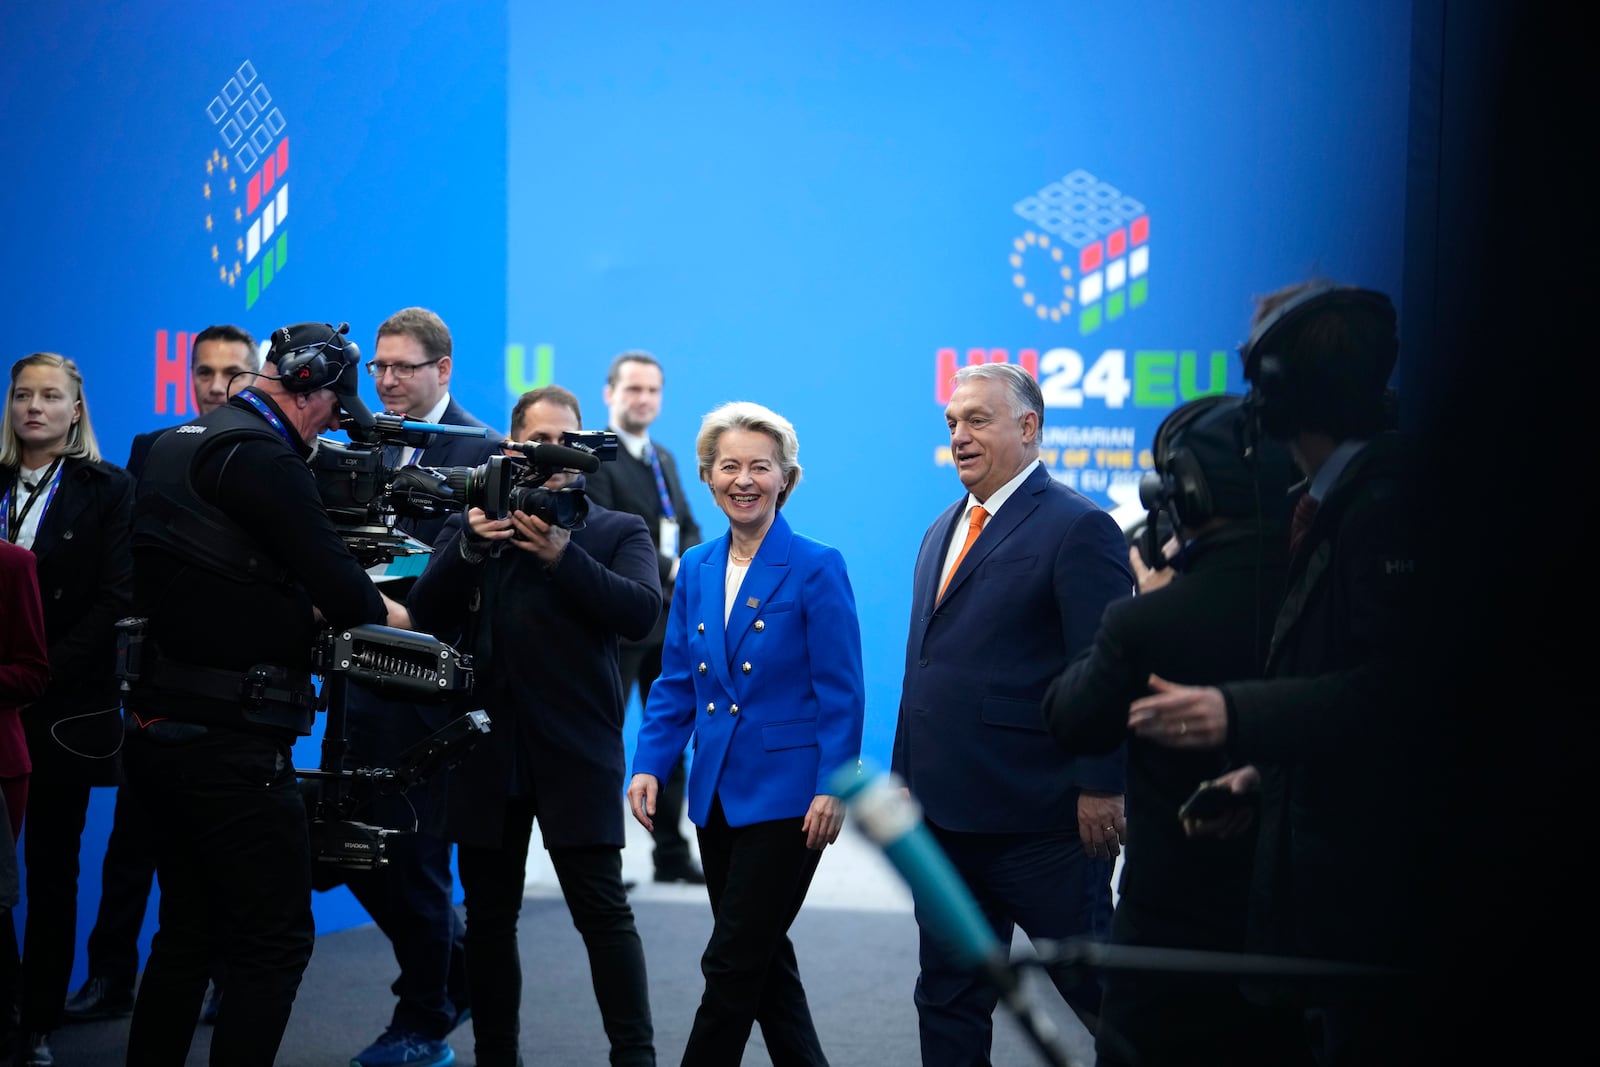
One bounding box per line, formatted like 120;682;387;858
310;404;518;569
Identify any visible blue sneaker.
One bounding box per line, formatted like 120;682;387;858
349;1029;455;1067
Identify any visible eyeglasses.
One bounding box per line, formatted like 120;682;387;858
365;358;441;381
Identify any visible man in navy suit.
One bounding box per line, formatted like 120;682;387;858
893;362;1133;1065
409;385;659;1067
343;306;503;1067
65;323;260;1025
582;350;704;884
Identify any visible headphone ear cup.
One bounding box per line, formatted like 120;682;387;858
1250;354;1295;439
1140;511;1164;572
1138;469;1165;512
278;351;330;393
1165;447;1212;527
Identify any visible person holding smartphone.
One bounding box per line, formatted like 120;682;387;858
1042;393;1307;1067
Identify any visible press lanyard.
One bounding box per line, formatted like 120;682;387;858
237;389;294;446
4;455;64;545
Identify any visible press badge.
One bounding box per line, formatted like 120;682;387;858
660;517;680;560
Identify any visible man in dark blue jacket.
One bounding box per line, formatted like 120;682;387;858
410;385;659;1067
893;362;1133;1064
342;306;502;1067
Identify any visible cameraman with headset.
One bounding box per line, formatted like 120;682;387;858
409;385;660;1067
1126;281;1428;1067
120;322;408;1067
1042;394;1308;1067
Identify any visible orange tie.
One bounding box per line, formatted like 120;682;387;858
939;505;989;601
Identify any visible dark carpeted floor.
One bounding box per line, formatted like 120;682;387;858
45;892;1094;1066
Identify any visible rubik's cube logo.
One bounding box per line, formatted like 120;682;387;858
1010;169;1150;334
202;61;289;310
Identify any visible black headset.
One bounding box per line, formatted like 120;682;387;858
272;321;359;394
1239;283;1397;441
1137;393;1240;570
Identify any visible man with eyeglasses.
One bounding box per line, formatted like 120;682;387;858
340;306;503;1067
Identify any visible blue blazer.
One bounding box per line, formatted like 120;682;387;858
892;463;1133;834
633;511;864;829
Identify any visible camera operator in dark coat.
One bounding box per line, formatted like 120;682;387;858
1042;394;1309;1067
121;322;408;1067
409;384;660;1067
1127;282;1429;1067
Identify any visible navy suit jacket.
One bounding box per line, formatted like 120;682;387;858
409;501;661;849
396;396;504;550
125;430;164;480
633;511;864;829
582;432;702;647
892;462;1132;833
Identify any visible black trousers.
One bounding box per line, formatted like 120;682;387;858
332;691;469;1040
1093;904;1312;1067
18;778;92;1034
123;724;314;1067
339;829;469;1039
83;783;156;989
456;796;653;1067
619;641;689;869
683;795;827;1067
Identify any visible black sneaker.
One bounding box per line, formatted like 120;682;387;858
62;977;133;1022
653;859;706;885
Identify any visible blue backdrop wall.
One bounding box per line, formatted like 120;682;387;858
1;0;1413;990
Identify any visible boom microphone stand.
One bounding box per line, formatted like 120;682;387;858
833;762;1409;1067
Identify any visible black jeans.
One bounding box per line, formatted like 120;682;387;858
18;778;91;1034
684;796;827;1067
123;723;314;1067
84;782;157;989
457;796;653;1067
339;828;468;1038
333;690;469;1040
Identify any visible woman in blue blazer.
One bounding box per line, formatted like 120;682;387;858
629;401;864;1066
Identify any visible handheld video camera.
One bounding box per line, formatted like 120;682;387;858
501;430;619;531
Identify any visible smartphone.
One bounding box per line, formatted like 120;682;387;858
1178;780;1258;822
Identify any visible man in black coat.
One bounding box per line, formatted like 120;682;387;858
581;350;703;884
409;385;660;1067
1043;394;1308;1067
1127;283;1432;1067
340;306;503;1067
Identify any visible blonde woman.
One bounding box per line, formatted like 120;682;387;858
1;353;134;1064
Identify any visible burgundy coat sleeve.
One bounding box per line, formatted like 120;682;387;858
0;543;49;706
